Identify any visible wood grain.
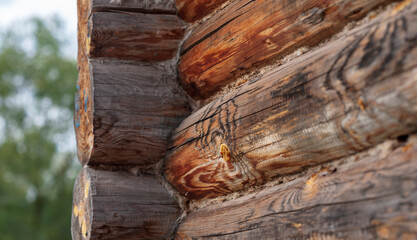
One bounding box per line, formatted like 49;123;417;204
88;12;185;61
175;0;229;22
179;0;401;99
77;0;184;63
71;167;180;240
175;136;417;239
75;59;190;165
164;1;417;200
90;0;176;13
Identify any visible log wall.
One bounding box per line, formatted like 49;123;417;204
164;1;417;200
72;0;417;239
178;0;401;99
72;1;187;239
175;135;417;239
75;0;190;166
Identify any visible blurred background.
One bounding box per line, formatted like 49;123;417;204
0;0;80;239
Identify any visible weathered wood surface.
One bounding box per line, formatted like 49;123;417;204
88;12;185;61
175;0;229;22
164;1;417;200
90;0;176;13
179;0;400;99
77;0;184;63
75;59;190;165
175;136;417;239
71;167;180;240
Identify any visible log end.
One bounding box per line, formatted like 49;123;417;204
74;60;93;166
71;168;92;240
72;167;182;240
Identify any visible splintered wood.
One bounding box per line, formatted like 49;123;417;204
164;1;417;200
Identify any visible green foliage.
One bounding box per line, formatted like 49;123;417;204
0;16;79;240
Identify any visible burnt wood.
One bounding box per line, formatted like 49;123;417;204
71;167;180;240
175;136;417;239
175;0;229;22
77;0;185;63
164;1;417;200
179;0;401;99
75;59;190;165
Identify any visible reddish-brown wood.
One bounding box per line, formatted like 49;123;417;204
71;167;180;240
179;0;400;99
164;1;417;200
75;59;190;166
175;0;229;22
175;136;417;239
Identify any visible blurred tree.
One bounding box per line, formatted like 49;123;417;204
0;16;79;240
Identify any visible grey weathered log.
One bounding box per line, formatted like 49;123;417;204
71;167;180;240
77;0;184;64
75;59;190;165
175;136;417;239
164;1;417;200
91;0;176;13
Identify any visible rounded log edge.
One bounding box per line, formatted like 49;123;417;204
71;167;181;240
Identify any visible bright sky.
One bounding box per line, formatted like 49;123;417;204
0;0;78;152
0;0;77;57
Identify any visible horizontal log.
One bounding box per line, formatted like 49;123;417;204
77;0;185;64
71;167;180;240
175;0;229;22
175;136;417;239
90;0;176;13
164;1;417;200
75;59;190;165
88;12;185;61
179;0;400;99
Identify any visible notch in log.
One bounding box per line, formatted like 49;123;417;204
178;0;400;99
164;1;417;200
71;167;180;240
175;136;417;239
75;59;190;166
77;0;185;63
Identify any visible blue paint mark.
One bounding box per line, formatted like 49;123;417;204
84;92;88;113
75;114;81;128
76;84;80;91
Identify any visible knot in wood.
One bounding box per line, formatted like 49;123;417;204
220;144;231;161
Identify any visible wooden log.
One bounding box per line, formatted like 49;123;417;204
164;1;417;200
90;0;176;14
71;167;180;240
77;0;185;64
175;0;229;22
178;0;401;99
75;59;190;165
88;12;185;61
175;136;417;239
